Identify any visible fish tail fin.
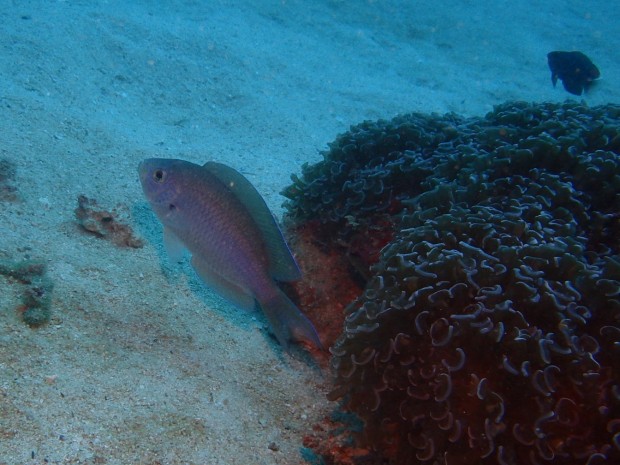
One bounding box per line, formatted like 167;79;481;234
259;290;322;351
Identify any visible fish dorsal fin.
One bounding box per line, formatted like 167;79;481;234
203;161;301;282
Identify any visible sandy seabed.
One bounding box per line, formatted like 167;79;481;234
0;1;618;464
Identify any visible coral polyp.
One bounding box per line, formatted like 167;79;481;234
284;101;620;464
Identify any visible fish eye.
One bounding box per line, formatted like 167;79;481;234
153;169;166;183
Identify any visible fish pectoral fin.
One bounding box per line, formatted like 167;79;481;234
191;256;256;311
258;289;322;350
164;227;186;263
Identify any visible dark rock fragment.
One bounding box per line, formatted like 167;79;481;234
75;195;144;248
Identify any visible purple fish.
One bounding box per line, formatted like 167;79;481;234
138;158;321;350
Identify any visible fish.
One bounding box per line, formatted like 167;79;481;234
547;51;600;96
138;158;321;350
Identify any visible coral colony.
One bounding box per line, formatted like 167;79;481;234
284;102;620;465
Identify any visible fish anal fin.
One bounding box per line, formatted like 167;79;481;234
191;256;256;311
203;161;301;282
562;78;583;96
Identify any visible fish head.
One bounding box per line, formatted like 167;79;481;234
138;158;188;220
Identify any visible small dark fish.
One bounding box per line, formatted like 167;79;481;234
547;51;600;96
138;158;321;350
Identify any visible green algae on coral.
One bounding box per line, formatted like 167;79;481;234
0;259;46;282
0;258;54;327
0;158;19;202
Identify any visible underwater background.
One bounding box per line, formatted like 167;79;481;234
0;1;618;464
